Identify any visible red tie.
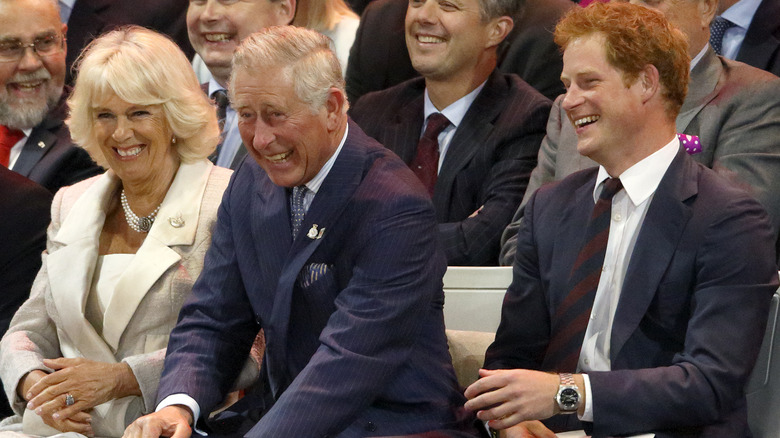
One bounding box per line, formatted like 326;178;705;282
410;113;450;197
0;126;25;168
543;177;624;372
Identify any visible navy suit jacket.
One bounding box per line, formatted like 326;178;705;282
736;0;780;76
487;148;779;436
157;121;474;437
0;168;51;418
351;70;550;265
11;93;102;194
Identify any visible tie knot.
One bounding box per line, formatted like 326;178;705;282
710;16;736;55
212;89;229;109
422;113;450;140
0;125;25;148
599;177;623;201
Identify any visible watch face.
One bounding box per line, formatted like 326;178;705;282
559;388;579;410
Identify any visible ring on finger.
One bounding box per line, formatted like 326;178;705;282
64;393;75;406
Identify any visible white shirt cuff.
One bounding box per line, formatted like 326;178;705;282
157;394;207;436
579;373;593;422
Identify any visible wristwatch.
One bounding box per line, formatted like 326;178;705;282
555;373;581;414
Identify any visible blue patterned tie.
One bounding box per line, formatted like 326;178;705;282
543;177;623;372
209;89;229;164
290;186;308;238
710;16;736;56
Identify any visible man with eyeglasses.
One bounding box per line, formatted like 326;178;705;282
0;0;101;194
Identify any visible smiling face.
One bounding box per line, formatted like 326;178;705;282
0;0;66;129
232;65;338;188
93;93;179;186
187;0;293;85
560;34;646;168
405;0;500;83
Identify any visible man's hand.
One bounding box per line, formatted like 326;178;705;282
501;421;557;438
123;405;194;438
25;358;141;423
464;369;561;430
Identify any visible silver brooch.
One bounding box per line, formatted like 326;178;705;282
307;224;325;240
37;141;45;148
169;214;185;228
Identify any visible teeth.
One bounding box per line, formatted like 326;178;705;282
116;146;143;157
13;81;43;89
418;35;445;43
204;33;231;42
266;151;292;163
574;115;600;128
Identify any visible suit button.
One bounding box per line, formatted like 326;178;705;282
365;421;377;432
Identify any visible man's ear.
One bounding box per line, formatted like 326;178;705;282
324;87;347;132
485;16;514;49
700;0;718;28
638;64;661;104
277;0;296;25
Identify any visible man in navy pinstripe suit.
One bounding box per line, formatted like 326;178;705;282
350;0;551;266
123;26;478;438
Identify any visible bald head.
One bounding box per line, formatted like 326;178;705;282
629;0;718;56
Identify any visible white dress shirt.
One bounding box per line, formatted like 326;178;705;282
7;128;32;170
718;0;762;60
579;137;680;421
207;80;243;169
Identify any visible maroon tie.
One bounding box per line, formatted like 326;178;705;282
410;113;450;197
0;126;25;168
543;177;623;372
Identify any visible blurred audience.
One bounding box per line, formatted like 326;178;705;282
501;0;780;265
711;0;779;75
293;0;359;75
0;0;102;194
0;26;238;436
60;0;192;84
351;0;550;265
0;168;51;419
188;0;294;169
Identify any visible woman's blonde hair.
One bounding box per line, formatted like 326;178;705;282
67;26;220;168
292;0;358;32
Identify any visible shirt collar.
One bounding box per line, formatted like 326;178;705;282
594;136;679;206
207;78;225;98
690;43;709;70
422;80;487;128
303;123;348;195
721;0;762;30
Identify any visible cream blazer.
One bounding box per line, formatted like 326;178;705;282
0;160;232;437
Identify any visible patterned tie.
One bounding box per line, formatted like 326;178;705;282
0;126;25;168
290;186;308;238
410;113;450;197
710;16;736;56
543;177;624;372
209;89;230;164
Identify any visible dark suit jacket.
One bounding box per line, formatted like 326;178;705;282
65;0;192;84
736;0;780;76
344;0;573;104
11;93;102;194
0;168;51;418
351;71;550;265
500;47;780;265
487;148;779;436
156;121;475;437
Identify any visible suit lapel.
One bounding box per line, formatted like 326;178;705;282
47;172;118;363
677;47;721;133
435;71;505;219
386;95;424;164
13;114;61;177
610;149;697;359
100;161;212;350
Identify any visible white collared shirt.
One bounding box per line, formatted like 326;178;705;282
7;128;32;170
207;80;243;169
58;0;75;23
718;0;762;60
690;44;709;71
579;136;680;421
422;81;486;172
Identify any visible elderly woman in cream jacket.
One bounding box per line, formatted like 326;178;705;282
0;27;252;437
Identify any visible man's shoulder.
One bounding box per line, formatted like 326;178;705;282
352;76;426;115
718;56;780;88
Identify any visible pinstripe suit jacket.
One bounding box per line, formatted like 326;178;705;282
500;46;780;265
735;0;780;76
350;71;551;266
156;121;475;437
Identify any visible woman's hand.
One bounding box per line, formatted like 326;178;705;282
19;369;95;436
25;358;141;423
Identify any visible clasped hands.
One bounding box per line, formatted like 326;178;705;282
21;357;141;437
464;369;580;437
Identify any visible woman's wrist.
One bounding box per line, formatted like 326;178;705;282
113;362;142;399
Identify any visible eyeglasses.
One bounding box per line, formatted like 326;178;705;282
0;34;65;63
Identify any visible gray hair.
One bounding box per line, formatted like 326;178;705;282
229;25;345;111
479;0;524;22
67;26;219;168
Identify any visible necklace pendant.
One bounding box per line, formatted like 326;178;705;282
138;217;154;232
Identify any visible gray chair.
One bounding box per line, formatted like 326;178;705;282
747;289;780;438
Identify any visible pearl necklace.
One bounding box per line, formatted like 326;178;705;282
120;190;161;233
